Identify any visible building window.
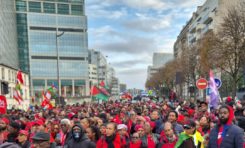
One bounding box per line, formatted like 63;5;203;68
33;79;45;86
71;5;83;15
8;70;11;81
58;4;69;15
16;0;27;11
29;1;41;13
43;2;55;13
2;68;4;80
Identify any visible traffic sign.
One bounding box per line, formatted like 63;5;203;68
196;78;208;90
214;78;222;89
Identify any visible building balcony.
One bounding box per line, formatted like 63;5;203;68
203;12;215;24
196;23;205;32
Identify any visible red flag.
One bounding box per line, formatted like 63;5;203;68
17;71;24;84
100;87;110;96
91;86;100;96
0;95;7;114
99;81;105;87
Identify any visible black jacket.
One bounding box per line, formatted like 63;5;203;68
20;141;31;148
65;124;95;148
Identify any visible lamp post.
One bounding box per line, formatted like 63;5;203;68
56;29;64;105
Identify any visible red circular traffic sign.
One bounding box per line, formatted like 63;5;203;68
196;78;208;90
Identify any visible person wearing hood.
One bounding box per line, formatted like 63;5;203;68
65;123;95;148
208;105;244;148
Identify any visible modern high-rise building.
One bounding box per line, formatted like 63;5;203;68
147;52;173;80
15;0;89;99
0;0;19;69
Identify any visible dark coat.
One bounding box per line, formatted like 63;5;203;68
208;124;244;148
65;124;95;148
20;141;31;148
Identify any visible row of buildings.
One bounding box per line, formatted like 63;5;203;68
0;0;120;109
173;0;241;98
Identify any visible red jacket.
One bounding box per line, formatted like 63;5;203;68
96;134;121;148
129;140;142;148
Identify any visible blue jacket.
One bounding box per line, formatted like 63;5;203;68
208;124;244;148
173;122;183;136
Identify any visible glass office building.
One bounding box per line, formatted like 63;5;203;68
15;0;89;99
0;0;19;69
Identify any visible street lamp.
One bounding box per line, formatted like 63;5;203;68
56;29;64;105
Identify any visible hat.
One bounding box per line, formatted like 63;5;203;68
117;124;127;130
32;132;50;141
19;130;29;136
149;121;156;129
183;119;196;129
33;120;44;126
135;125;143;131
10;121;20;130
0;117;9;124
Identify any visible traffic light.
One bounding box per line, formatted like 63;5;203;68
1;82;9;95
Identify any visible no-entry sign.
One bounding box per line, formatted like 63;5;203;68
196;78;208;90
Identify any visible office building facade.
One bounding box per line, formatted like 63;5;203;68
15;0;89;99
0;0;19;69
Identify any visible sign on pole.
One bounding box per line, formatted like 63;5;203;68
196;78;208;90
214;78;222;89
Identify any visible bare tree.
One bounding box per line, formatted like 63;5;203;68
211;2;245;98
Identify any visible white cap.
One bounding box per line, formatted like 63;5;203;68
117;124;127;130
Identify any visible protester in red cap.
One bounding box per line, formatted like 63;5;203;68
97;122;121;148
18;130;30;148
0;117;9;144
135;125;144;138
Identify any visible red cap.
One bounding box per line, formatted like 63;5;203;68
33;120;44;126
0;117;9;124
19;130;29;136
135;125;144;131
149;121;156;129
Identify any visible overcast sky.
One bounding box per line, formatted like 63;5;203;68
86;0;206;89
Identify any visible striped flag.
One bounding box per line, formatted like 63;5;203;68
209;70;219;109
13;71;24;104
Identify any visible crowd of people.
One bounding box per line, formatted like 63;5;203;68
0;97;245;148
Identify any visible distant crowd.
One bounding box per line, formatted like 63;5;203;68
0;97;245;148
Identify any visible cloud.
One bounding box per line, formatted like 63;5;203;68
122;13;171;32
86;0;207;89
89;25;157;54
98;36;156;54
112;59;150;68
121;0;166;10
